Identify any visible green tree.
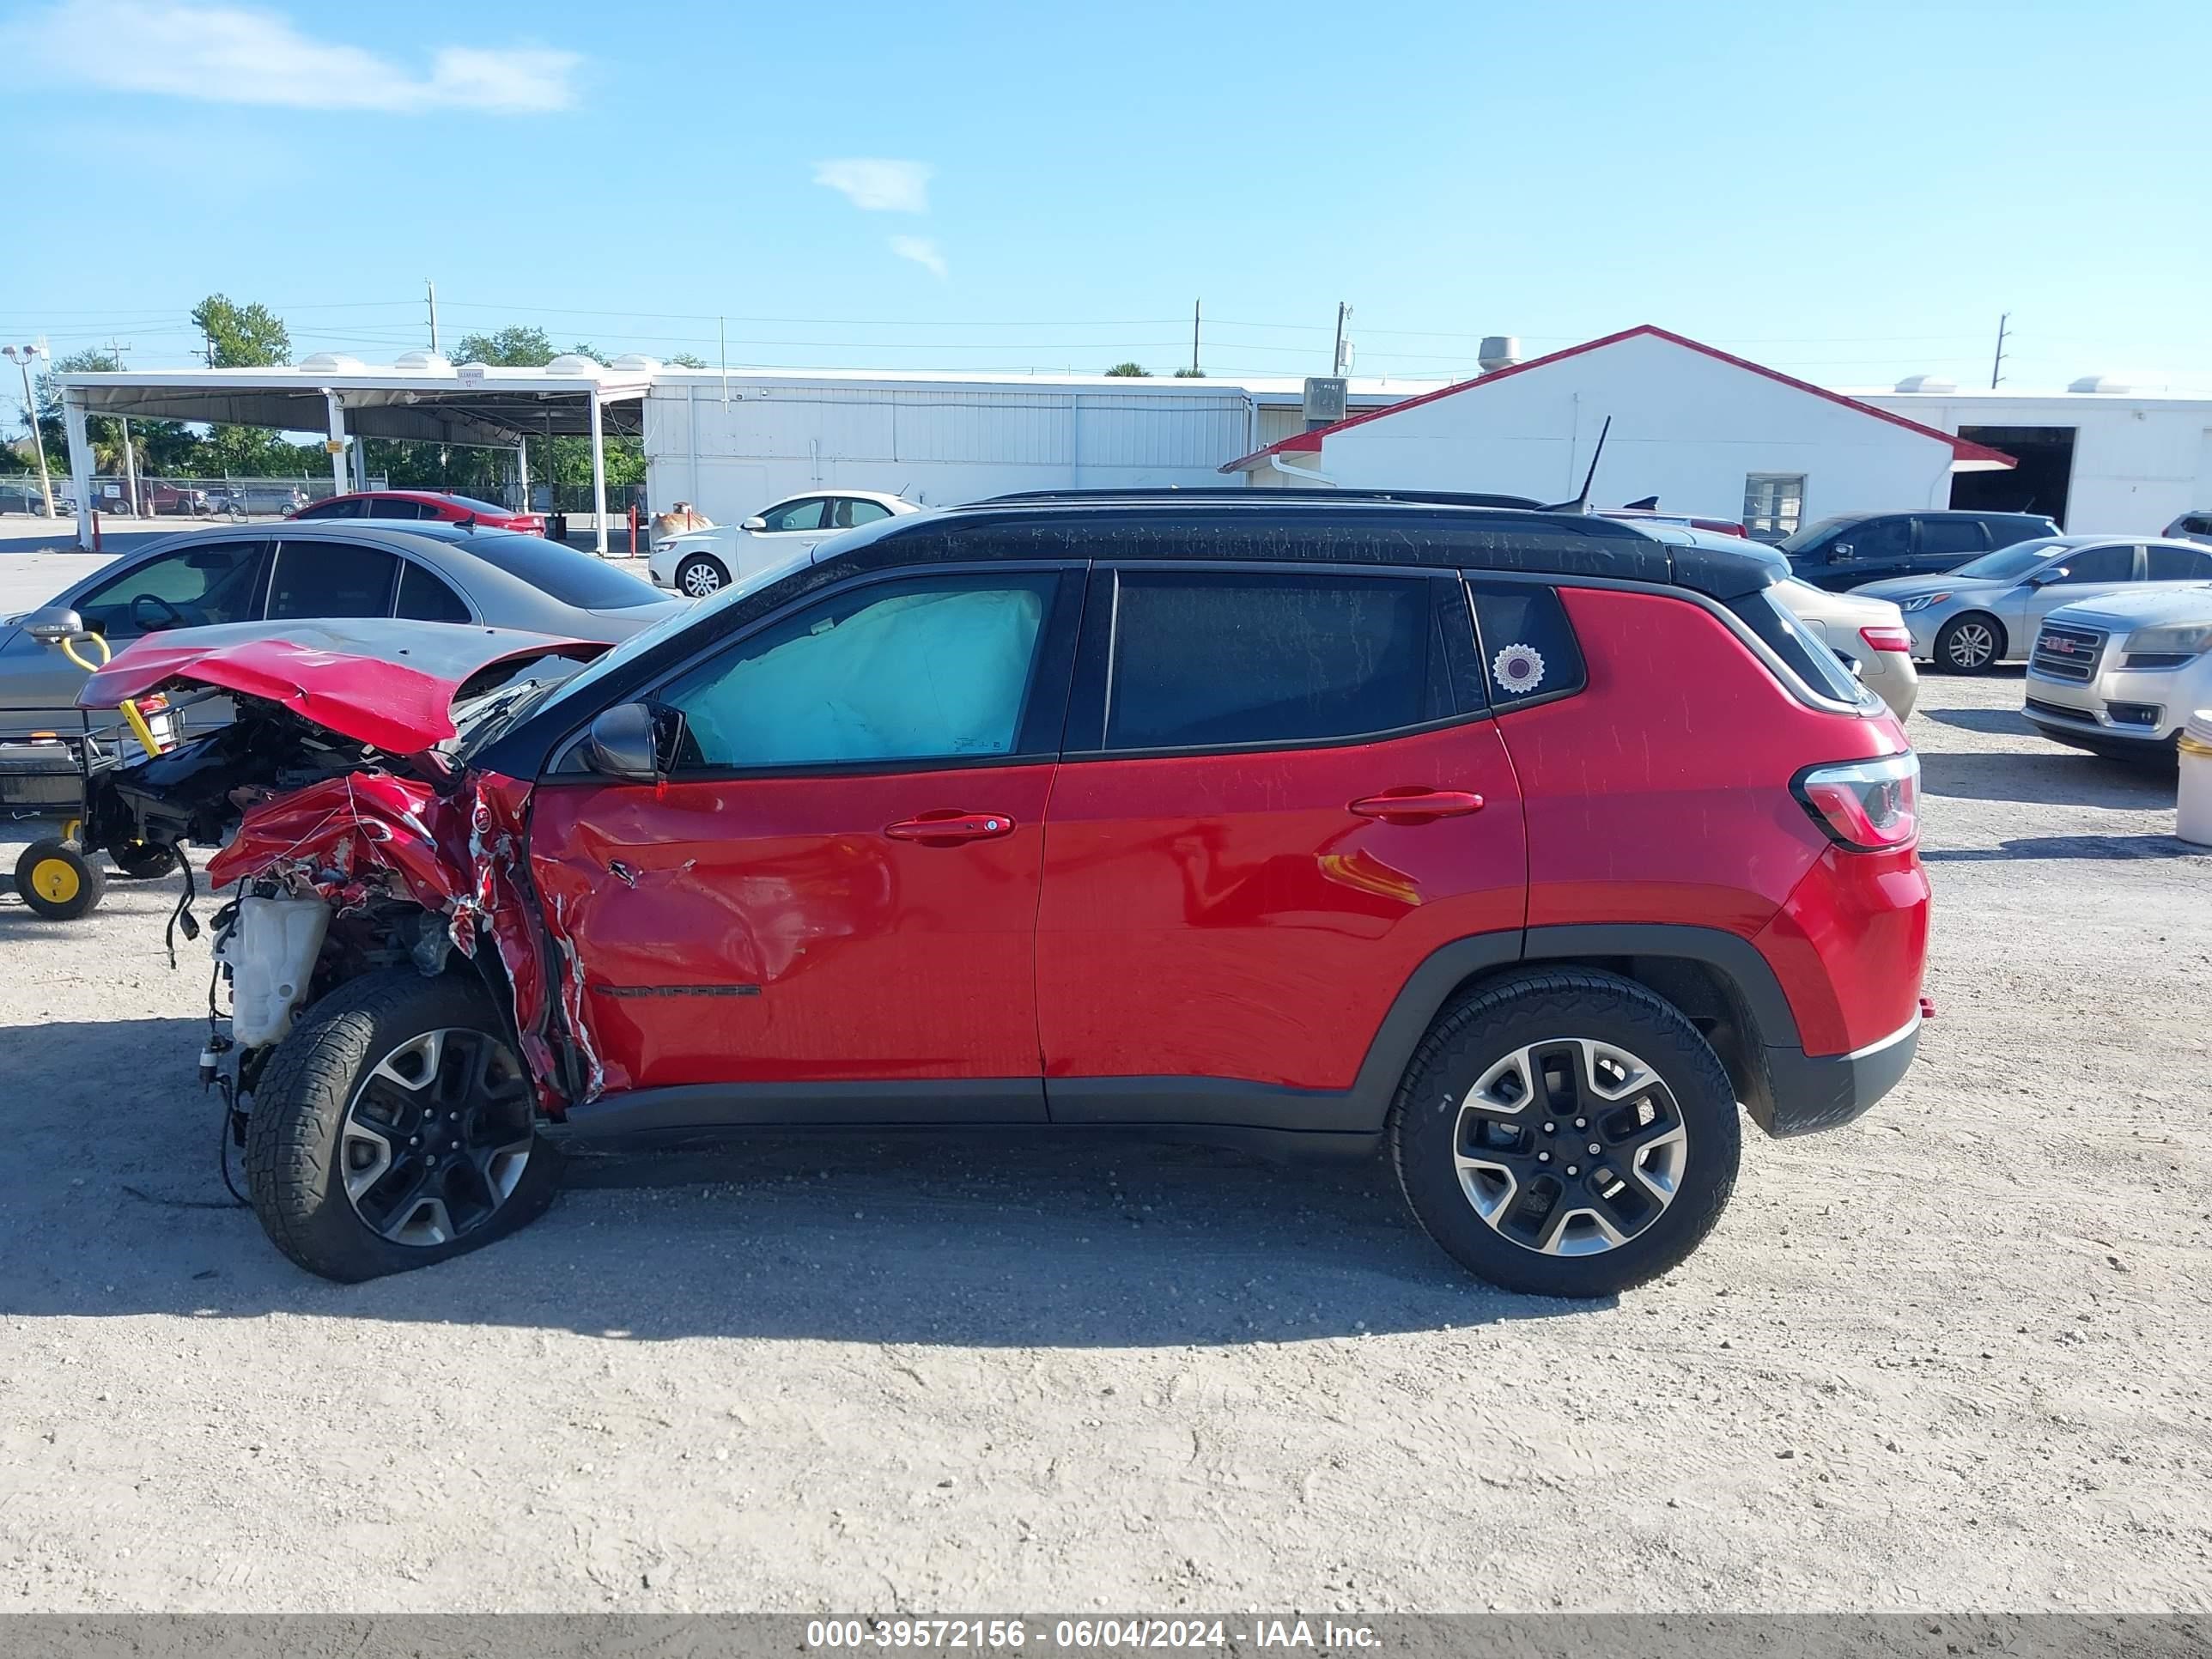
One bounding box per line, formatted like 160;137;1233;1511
190;295;291;367
453;325;556;367
665;352;708;368
1174;367;1206;378
1105;362;1152;377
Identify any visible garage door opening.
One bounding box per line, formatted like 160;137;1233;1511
1950;426;2075;526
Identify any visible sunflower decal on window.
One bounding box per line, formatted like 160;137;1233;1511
1492;642;1547;696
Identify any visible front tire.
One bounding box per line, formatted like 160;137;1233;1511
1934;612;2005;673
244;970;560;1282
1389;969;1741;1297
675;553;729;598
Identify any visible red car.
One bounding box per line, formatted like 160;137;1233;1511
291;490;545;536
80;495;1929;1294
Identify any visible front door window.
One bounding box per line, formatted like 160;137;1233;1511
74;540;267;639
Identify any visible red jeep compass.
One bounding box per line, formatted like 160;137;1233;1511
76;493;1929;1295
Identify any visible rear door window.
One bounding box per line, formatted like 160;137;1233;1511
1100;570;1442;751
2041;544;2136;585
75;539;268;638
396;559;473;622
1914;517;1987;559
267;540;401;618
2148;544;2212;580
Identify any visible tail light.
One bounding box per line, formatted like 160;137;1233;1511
1859;625;1912;653
1793;752;1919;851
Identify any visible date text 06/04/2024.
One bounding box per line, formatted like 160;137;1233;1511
802;1620;1382;1650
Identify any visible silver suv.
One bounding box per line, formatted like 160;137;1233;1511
2165;511;2212;547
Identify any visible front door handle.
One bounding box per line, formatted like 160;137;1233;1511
884;810;1017;845
1348;788;1486;824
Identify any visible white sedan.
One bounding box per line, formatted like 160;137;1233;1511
1773;576;1919;720
649;490;923;598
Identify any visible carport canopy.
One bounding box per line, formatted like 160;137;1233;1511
56;354;654;553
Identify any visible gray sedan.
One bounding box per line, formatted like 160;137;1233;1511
1852;534;2212;672
0;520;681;734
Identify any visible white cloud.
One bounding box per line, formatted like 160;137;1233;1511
890;236;948;281
813;157;933;214
22;0;580;113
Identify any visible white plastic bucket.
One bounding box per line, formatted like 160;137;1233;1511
2178;709;2212;848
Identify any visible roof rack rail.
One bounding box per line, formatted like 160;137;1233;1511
978;485;1547;511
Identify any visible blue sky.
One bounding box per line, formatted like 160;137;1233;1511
4;0;2210;419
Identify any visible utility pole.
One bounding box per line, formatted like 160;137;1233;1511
1990;312;2010;390
1191;299;1201;376
1332;301;1352;376
3;343;56;518
426;279;441;355
106;337;139;516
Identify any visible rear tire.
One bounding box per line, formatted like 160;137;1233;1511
676;554;728;599
1389;969;1741;1298
244;970;561;1282
1934;612;2005;673
14;838;104;921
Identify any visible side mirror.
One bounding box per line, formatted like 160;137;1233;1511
1830;543;1856;562
23;605;86;643
586;701;685;782
740;516;768;532
2028;566;2068;586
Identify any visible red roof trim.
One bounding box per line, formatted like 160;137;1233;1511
1220;324;2017;471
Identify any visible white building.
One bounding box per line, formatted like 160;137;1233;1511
641;368;1426;524
1218;325;2018;535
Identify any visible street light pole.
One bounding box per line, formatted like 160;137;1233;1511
3;343;57;518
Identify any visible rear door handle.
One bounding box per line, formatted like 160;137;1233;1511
884;811;1017;845
1348;789;1486;824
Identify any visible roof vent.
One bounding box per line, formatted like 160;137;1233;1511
392;349;452;372
609;353;661;372
2069;374;2132;393
1893;374;1955;393
1477;335;1521;374
544;353;605;376
297;352;365;374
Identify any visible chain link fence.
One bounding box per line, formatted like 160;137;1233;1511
3;476;652;524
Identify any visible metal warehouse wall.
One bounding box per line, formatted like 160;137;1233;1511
1864;392;2212;534
644;378;1256;522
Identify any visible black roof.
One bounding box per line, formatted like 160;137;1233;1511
848;494;1783;602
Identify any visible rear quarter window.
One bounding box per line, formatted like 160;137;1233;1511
1466;581;1587;707
465;533;666;609
1728;586;1869;706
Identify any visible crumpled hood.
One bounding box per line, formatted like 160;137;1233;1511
78;619;605;753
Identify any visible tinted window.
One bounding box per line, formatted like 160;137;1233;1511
396;560;471;622
268;541;398;618
1834;518;1909;564
2148;545;2212;580
842;499;894;527
1467;581;1587;704
1105;571;1436;750
294;497;359;520
1728;587;1867;705
1776;516;1854;558
2043;544;2134;585
76;540;265;638
363;498;427;520
440;495;512;520
465;532;665;609
1916;518;1986;556
664;574;1056;769
759;498;828;532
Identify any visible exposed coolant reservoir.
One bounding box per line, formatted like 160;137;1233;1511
219;895;332;1048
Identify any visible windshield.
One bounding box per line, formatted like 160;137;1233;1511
1948;538;2069;581
1777;516;1854;556
464;532;667;609
503;545;823;737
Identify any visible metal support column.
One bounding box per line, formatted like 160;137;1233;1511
64;394;94;550
588;392;609;556
324;389;348;498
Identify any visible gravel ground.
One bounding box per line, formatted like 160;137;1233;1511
1;665;2207;1614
